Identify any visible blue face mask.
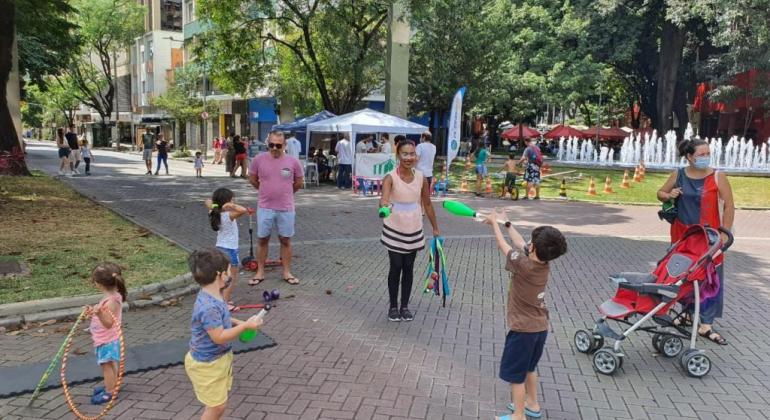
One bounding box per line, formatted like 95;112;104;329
693;156;710;169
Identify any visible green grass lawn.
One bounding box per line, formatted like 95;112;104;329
0;172;189;304
444;158;770;208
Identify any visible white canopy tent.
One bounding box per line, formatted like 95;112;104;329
305;108;428;172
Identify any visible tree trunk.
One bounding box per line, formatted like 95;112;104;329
672;78;689;138
655;21;686;134
0;0;30;175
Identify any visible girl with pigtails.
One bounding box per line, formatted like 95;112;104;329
206;188;249;312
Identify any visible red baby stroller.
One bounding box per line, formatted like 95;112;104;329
574;225;733;377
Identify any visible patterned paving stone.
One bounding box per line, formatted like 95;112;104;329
2;144;770;419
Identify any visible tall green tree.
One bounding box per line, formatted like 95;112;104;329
576;0;722;132
697;0;770;137
478;0;605;141
152;65;219;146
1;0;79;174
197;0;389;114
28;76;82;128
62;0;144;143
408;0;488;138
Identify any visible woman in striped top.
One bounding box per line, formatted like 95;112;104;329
380;137;441;322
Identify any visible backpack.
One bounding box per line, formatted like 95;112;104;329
528;145;543;166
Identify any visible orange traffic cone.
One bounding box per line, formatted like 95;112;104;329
633;165;641;183
541;163;551;174
639;162;646;181
621;170;631;188
485;176;493;194
603;176;614;194
587;176;597;195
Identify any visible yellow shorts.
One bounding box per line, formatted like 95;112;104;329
184;351;233;407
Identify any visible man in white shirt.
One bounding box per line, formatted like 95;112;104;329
379;133;392;154
285;131;301;159
355;135;374;154
335;135;353;189
415;131;437;187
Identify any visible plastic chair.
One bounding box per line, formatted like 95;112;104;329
304;162;319;187
356;177;374;196
434;179;449;197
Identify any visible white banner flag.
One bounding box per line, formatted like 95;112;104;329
446;87;466;171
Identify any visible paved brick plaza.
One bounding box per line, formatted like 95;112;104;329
2;143;770;419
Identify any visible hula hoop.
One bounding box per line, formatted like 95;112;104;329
60;306;125;420
28;307;90;405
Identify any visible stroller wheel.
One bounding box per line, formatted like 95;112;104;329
652;333;665;352
593;348;620;375
680;350;711;377
511;187;519;201
574;330;593;353
660;335;684;358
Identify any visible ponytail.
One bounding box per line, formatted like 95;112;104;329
92;262;127;302
209;188;234;231
677;138;708;157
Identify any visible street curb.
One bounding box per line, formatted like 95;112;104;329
0;274;199;329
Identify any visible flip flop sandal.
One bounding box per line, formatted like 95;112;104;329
248;277;264;286
283;277;299;285
506;403;543;418
699;329;728;345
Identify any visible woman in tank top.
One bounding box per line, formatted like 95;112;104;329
657;137;735;345
380;137;440;322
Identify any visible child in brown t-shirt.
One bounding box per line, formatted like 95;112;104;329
485;209;567;420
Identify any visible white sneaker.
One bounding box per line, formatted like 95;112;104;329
73;168;80;174
58;170;64;176
66;172;74;177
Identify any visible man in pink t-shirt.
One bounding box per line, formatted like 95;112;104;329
248;131;304;286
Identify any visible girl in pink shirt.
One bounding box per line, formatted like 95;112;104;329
88;262;126;405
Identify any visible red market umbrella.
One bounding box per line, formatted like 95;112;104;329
543;124;587;139
501;125;541;140
582;126;627;141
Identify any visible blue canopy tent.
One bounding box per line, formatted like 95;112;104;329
272;110;336;155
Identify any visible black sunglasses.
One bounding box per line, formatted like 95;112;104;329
268;143;283;149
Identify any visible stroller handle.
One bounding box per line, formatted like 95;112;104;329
717;226;734;252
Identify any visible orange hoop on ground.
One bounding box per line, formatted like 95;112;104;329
60;306;125;420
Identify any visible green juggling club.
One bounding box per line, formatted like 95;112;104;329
442;200;509;224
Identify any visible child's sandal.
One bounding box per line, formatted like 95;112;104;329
91;391;113;405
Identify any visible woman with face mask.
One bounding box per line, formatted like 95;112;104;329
379;138;441;323
657;137;735;345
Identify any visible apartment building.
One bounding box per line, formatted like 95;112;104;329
129;0;185;145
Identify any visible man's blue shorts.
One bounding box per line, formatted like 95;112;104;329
257;208;295;238
499;330;547;384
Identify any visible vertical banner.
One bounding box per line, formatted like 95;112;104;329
446;87;466;179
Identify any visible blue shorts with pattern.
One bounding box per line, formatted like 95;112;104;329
524;163;541;185
475;164;488;177
95;339;120;365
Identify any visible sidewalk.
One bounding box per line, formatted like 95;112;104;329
2;143;770;419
